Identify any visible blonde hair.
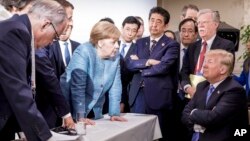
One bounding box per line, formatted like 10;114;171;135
205;49;234;75
90;21;120;46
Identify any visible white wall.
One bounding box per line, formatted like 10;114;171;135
69;0;157;43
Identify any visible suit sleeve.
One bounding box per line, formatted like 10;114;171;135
126;42;148;71
35;48;70;118
190;88;246;128
69;47;88;117
108;59;122;116
0;29;51;140
182;89;199;130
142;41;179;76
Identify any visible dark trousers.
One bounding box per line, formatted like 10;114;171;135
174;91;192;141
0;115;20;141
146;104;177;141
130;88;146;113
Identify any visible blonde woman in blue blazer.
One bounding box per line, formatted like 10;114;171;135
61;21;127;124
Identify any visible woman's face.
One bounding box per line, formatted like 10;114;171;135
98;38;119;58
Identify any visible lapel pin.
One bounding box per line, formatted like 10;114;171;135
217;91;220;94
162;43;165;46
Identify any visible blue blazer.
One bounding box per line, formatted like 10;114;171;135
60;42;122;119
0;14;51;140
234;57;250;96
127;35;179;110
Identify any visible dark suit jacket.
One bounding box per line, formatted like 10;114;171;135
127;35;179;110
120;42;136;110
0;14;51;140
182;77;249;141
47;40;80;80
180;35;235;88
35;48;70;128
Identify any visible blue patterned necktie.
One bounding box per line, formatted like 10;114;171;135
150;40;157;53
64;42;70;65
206;85;215;104
120;44;126;57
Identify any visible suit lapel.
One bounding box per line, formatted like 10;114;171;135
210;36;220;49
194;41;202;67
125;43;135;59
206;77;231;106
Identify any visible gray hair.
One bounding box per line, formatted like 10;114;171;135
27;0;66;26
198;9;220;23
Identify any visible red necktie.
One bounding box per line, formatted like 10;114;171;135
195;41;207;74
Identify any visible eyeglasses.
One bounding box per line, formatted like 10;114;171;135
50;23;60;40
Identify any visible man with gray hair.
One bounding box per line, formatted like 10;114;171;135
180;9;235;98
0;0;67;140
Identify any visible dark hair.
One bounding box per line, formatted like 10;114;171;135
181;4;199;17
122;16;141;30
178;18;198;32
164;30;176;40
55;0;74;9
149;6;170;24
99;17;115;24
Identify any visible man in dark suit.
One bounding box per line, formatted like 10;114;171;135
47;0;80;80
182;49;249;141
127;7;179;141
35;0;77;129
119;16;141;113
0;0;68;140
180;9;235;98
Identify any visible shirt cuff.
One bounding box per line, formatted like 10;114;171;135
62;113;71;119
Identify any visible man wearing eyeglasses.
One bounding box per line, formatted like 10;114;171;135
0;0;68;140
175;18;199;141
35;0;78;130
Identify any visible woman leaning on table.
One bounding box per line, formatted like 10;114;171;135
60;21;127;125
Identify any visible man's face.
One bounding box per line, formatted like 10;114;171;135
35;19;67;48
121;23;139;42
149;13;167;38
203;56;222;82
60;7;73;41
197;12;219;41
183;8;198;21
180;21;197;46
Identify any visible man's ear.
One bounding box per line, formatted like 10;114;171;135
41;19;51;32
220;65;227;74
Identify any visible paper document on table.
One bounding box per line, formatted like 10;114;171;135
51;131;80;141
190;74;206;87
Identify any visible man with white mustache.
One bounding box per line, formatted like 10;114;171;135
180;9;235;98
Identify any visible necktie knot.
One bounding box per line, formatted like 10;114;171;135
183;48;187;54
